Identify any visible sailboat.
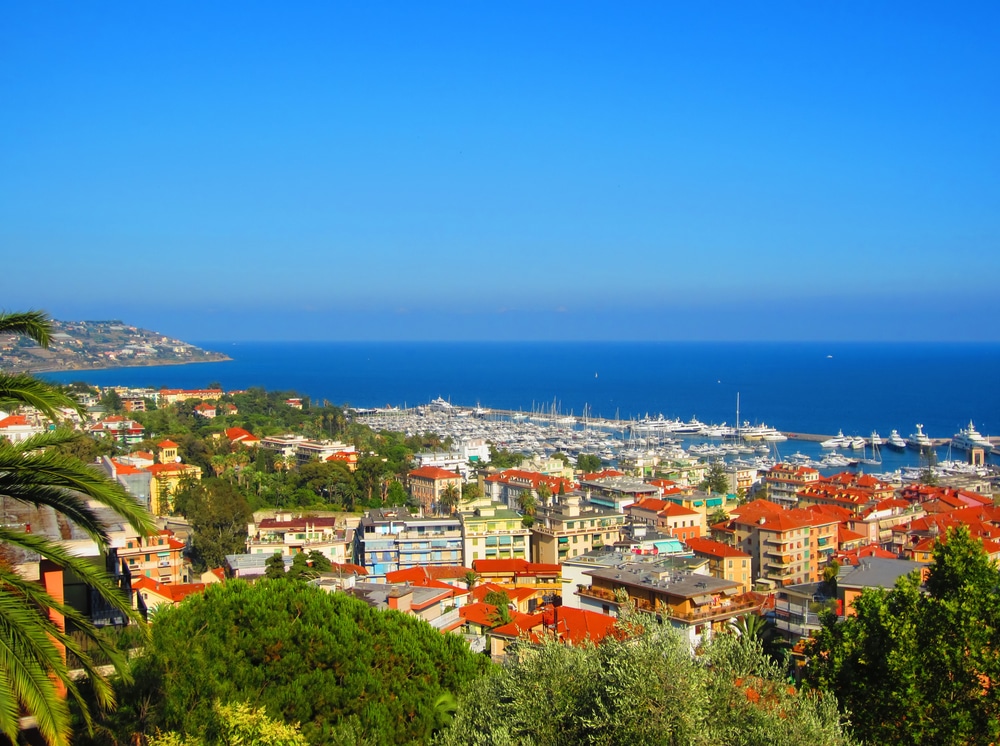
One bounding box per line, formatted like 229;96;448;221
859;431;882;465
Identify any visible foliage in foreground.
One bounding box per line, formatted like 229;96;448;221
439;607;853;746
0;310;156;746
805;525;1000;745
147;701;307;746
79;579;488;745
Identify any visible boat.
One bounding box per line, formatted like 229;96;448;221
886;429;906;450
429;396;454;412
672;417;707;434
951;420;992;452
848;436;866;450
869;431;883;447
821;452;851;468
906;424;933;450
821;430;850;449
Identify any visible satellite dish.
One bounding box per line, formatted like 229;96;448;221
174;456;182;463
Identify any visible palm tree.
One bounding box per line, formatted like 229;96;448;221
438;484;460;515
0;311;157;746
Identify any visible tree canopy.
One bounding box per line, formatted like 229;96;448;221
84;579;488;745
440;601;853;746
805;525;1000;745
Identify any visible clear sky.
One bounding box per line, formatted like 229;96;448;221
2;3;998;341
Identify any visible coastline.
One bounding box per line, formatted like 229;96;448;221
21;355;232;375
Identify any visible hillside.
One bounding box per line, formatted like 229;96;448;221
0;319;230;373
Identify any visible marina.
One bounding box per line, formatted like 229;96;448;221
354;401;999;483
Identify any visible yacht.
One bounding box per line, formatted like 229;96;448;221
821;452;851;468
951;420;992;452
821;430;850;449
869;431;883;447
906;424;933;450
886;429;906;450
673;417;707;434
429;396;454;412
848;436;866;450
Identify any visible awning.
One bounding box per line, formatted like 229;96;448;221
692;595;713;606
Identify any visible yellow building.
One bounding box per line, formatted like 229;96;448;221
146;439;201;515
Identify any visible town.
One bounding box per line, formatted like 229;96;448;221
6;383;998;685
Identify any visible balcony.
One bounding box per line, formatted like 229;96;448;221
576;586;761;624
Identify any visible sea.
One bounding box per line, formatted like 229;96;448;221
43;341;1000;471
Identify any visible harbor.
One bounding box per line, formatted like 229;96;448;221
354;401;999;483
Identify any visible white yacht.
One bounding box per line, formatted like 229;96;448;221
951;420;991;452
848;436;866;450
886;429;906;450
428;396;455;412
821;430;850;449
906;424;933;450
869;431;883;447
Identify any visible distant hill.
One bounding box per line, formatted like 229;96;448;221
0;319;230;374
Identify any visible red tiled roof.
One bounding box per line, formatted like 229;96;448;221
461;602;501;628
408;466;462;480
330;563;368;576
225;427;259;442
110;460;146;476
686;536;751;559
157;439;179;448
473;559;561;576
132;577;206;603
385;565;472;583
0;415;29;428
470;583;536;604
582;469;626;480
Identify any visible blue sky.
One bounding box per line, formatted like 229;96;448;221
2;3;998;341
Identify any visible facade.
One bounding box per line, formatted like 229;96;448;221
484;469;577;513
117;529;187;584
246;513;354;564
577;560;759;648
625;497;703;541
354;509;464;579
762;464;820;508
461;502;532;563
260;435;356;464
530;491;626;564
579;475;661;512
712;500;840;588
158;388;224;404
0;413;45;442
100;456;154;512
685;536;753;593
407;465;463;515
88;415;145;445
146;440;202;515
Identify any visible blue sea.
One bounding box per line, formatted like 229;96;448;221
44;341;1000;453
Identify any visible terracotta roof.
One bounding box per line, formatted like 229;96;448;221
157;439;179;448
132;577;206;603
0;415;29;428
473;559;561;576
460;601;501;628
582;469;626;480
225;427;259;442
330;563;368;576
686;536;751;559
385;565;473;583
408;466;462;480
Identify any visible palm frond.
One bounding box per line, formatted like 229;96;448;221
0;310;51;348
0;591;73;746
0;433;157;543
0;373;82;421
0;528;145;626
